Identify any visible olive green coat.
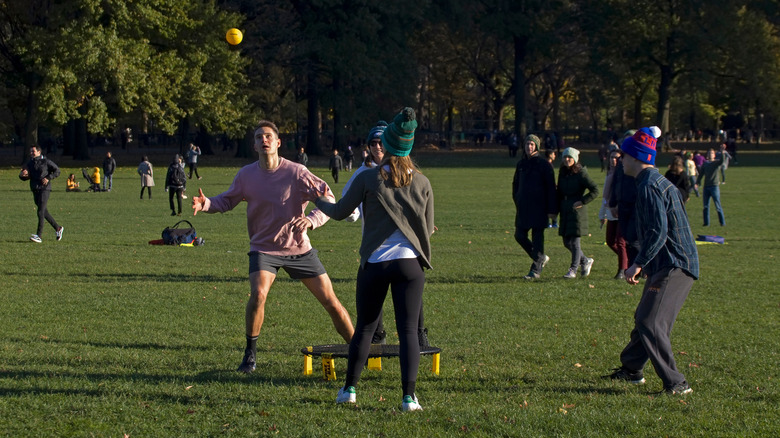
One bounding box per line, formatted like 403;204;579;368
557;166;598;237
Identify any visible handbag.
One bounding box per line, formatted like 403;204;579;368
162;220;197;245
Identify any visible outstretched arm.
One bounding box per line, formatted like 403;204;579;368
192;188;207;215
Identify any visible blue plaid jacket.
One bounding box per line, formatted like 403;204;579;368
633;167;699;279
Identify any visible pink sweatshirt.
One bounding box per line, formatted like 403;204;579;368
202;158;334;255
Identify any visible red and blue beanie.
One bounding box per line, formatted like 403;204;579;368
621;126;661;165
381;107;417;157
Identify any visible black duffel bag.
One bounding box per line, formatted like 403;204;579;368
162;220;197;245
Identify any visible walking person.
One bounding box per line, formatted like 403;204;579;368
19;145;64;243
684;152;699;197
314;108;433;412
186;143;202;180
512;134;558;280
603;127;699;395
329;149;343;183
166;154;186;216
697;145;727;226
296;147;308;167
557;147;598;278
344;145;354;171
609;130;642;267
192;120;354;373
102;151;116;191
599;148;628;279
137;155;154;199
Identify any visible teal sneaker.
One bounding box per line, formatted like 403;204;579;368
336;386;356;404
402;394;422;412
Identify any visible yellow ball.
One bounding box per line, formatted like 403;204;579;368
226;28;243;45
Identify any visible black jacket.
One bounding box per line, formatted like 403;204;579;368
512;154;558;229
20;155;60;192
103;157;116;175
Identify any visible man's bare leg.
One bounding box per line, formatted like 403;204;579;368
238;270;275;372
301;274;354;343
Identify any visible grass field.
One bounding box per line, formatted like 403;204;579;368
1;147;778;437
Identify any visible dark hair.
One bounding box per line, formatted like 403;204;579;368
560;162;582;175
141;155;148;162
668;156;685;175
255;120;280;138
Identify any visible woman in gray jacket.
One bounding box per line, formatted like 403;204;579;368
314;108;433;412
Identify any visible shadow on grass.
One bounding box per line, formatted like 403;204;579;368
7;336;216;352
2;271;246;283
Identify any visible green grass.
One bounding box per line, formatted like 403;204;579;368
1;148;778;437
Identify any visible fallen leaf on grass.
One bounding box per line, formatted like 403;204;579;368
185;385;194;390
589;284;595;288
187;409;195;414
574;363;582;368
378;396;386;402
557;408;568;414
679;351;688;355
563;403;575;409
688;362;700;368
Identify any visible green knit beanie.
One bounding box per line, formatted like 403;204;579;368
381;107;418;157
524;134;542;152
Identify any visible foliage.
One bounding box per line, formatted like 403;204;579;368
1;149;779;436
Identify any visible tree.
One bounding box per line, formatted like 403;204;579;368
0;0;250;160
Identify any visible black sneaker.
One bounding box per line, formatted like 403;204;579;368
237;348;256;373
371;329;387;345
666;381;692;395
603;367;645;384
418;327;430;348
614;270;625;280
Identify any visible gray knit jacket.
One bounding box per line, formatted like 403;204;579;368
315;167;434;269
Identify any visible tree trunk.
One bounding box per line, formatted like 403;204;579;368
656;64;673;134
23;73;39;154
514;35;528;140
307;69;320;155
73;119;90;160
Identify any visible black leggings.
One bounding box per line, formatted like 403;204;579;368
140;187;152;199
345;258;425;397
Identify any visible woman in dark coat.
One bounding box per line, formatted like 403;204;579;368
664;155;691;203
557;147;599;278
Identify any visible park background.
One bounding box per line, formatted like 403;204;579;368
1;0;780;162
2;0;780;436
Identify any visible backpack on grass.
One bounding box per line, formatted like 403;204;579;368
162;220;197;245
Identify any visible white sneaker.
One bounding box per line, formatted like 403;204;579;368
182;195;188;199
55;226;64;241
563;268;577;279
542;255;550;268
30;234;42;243
581;257;594;277
336;386;356;404
402;394;423;412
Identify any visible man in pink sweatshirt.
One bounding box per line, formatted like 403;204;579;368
192;120;354;373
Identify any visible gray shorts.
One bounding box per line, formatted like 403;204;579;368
248;249;327;279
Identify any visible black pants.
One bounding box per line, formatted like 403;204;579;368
169;187;183;214
620;267;694;388
345;258;425;397
33;189;60;236
515;226;546;274
331;169;339;183
140;187;152;199
188;162;199;179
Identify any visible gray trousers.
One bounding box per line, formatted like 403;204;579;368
620;267;694;388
